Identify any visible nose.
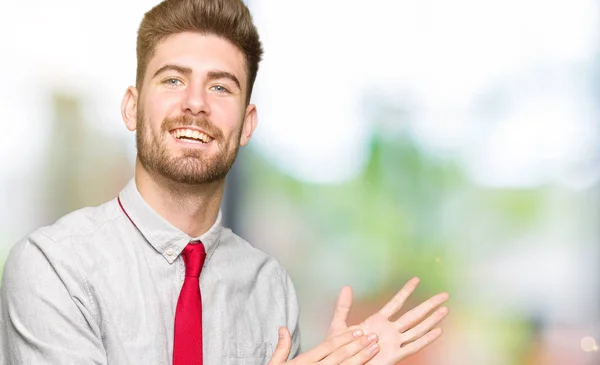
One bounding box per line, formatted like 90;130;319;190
181;83;210;116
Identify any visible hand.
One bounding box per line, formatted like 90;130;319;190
268;326;380;365
327;277;449;365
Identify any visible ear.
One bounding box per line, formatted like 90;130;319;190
239;103;258;146
121;86;139;131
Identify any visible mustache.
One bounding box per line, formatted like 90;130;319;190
161;114;223;139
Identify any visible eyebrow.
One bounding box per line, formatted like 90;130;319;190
153;64;192;78
207;71;241;90
153;64;241;90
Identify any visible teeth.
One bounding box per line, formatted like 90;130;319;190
172;128;213;143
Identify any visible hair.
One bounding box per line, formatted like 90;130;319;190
136;0;263;104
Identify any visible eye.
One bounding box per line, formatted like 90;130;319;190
163;78;182;87
211;85;230;94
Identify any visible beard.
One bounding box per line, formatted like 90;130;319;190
136;110;242;185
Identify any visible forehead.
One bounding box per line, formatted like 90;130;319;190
147;32;248;85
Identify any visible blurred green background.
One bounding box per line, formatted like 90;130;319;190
1;1;599;364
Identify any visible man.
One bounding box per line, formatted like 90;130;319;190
0;0;449;364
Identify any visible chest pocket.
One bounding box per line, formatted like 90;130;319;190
221;342;273;364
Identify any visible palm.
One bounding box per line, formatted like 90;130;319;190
326;278;449;365
357;311;404;364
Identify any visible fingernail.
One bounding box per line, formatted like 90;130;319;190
367;334;378;342
369;343;379;353
353;329;363;337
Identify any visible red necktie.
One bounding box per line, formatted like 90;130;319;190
173;242;206;365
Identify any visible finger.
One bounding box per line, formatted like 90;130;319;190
395;292;449;332
401;306;449;344
308;328;365;362
321;333;378;365
397;327;443;361
378;277;420;319
339;339;380;365
267;326;292;365
327;286;353;337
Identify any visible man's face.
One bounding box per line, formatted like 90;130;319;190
129;32;256;185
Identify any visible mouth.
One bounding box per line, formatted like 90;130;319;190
170;127;215;144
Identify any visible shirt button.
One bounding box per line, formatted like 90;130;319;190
166;248;174;257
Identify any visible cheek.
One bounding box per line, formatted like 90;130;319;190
144;93;180;130
211;99;245;134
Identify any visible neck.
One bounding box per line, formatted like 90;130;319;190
134;158;224;237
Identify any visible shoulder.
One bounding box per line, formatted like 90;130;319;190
2;199;121;286
32;198;121;246
218;227;293;281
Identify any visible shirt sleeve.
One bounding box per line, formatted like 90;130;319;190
282;271;302;359
0;235;107;364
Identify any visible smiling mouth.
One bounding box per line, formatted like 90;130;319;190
170;128;214;144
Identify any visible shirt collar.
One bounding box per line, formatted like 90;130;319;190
118;178;222;264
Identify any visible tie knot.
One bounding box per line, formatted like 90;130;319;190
181;242;206;278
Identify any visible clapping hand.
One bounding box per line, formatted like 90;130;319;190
268;327;380;365
327;277;449;365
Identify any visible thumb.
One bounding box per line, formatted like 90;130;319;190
267;326;292;365
327;285;353;337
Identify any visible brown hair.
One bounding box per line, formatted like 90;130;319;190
136;0;263;103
